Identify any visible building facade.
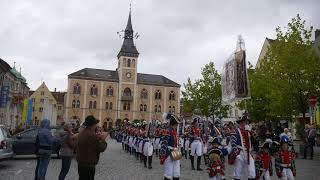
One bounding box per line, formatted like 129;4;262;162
30;82;58;126
65;12;180;127
0;59;29;131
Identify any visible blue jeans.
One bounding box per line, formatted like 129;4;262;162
37;155;51;180
58;156;72;180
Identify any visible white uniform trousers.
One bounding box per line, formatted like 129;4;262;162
280;168;294;180
164;156;180;179
143;141;153;156
258;169;270;180
154;138;161;150
233;151;256;179
190;140;203;156
209;174;224;180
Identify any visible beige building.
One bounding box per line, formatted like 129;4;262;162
65;12;180;127
30;82;59;126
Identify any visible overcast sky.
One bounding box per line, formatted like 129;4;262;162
0;0;319;91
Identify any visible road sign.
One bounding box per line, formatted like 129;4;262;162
309;95;317;107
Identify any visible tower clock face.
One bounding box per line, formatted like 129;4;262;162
126;72;131;79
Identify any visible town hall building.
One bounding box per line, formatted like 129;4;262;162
65;11;180;127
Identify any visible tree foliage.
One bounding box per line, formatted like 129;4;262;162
239;14;320;122
182;62;229;118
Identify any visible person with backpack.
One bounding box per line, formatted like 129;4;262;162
58;123;76;180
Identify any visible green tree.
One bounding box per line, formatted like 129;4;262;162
182;62;229;118
239;14;320;123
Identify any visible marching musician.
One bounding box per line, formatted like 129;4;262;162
255;139;273;180
275;136;296;180
160;113;181;180
143;121;154;169
190;117;203;171
230;115;256;180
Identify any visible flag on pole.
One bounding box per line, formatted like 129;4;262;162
27;99;33;125
22;99;28;124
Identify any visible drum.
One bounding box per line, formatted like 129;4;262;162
170;149;182;161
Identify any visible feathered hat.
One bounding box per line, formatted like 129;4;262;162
163;113;180;125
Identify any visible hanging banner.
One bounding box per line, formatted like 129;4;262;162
21;99;28;124
27;99;33;125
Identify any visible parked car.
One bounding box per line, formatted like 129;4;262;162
0;125;14;161
12;127;61;156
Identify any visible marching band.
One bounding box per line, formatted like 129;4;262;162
116;113;297;180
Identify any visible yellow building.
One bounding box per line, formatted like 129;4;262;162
65;11;180;128
30;82;58;126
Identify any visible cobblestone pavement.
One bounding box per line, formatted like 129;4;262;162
0;139;319;180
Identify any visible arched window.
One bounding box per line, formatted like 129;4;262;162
72;100;76;108
132;59;135;67
93;101;97;109
109;102;113;110
140;104;143;112
90;84;98;96
123;88;131;96
105;102;109;110
154;105;161;112
172;106;175;113
127;59;131;67
169;91;175;100
89;101;93;109
144;104;147;112
168;106;172;113
140;89;148;99
76;100;80;108
106;86;113;96
73;83;81;94
155;90;161;100
123;102;130;111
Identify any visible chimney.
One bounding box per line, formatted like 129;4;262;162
54;88;56;92
316;29;320;40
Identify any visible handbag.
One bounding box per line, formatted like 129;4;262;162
170;148;182;161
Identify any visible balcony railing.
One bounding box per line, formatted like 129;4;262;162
121;95;133;101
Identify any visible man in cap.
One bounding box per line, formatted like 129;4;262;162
160;113;181;180
230;115;256;180
76;115;108;180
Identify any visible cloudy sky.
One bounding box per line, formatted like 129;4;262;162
0;0;319;91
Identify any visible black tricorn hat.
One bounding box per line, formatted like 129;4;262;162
163;113;180;125
236;115;250;124
83;115;100;127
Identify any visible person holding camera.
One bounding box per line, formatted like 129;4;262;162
76;116;108;180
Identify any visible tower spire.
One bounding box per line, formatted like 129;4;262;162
117;4;139;58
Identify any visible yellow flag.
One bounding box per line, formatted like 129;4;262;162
22;99;28;123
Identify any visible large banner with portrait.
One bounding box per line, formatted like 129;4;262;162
222;49;250;103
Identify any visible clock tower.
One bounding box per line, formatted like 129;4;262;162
117;9;139;120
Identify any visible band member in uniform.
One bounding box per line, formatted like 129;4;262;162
143;122;154;169
160;113;181;180
183;125;191;159
154;122;163;157
190;118;203;171
230;115;256;180
275;136;296;180
207;137;229;180
255;140;273;180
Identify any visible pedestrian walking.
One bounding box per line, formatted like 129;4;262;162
304;124;316;159
35;119;56;180
76;115;108;180
58;123;76;180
